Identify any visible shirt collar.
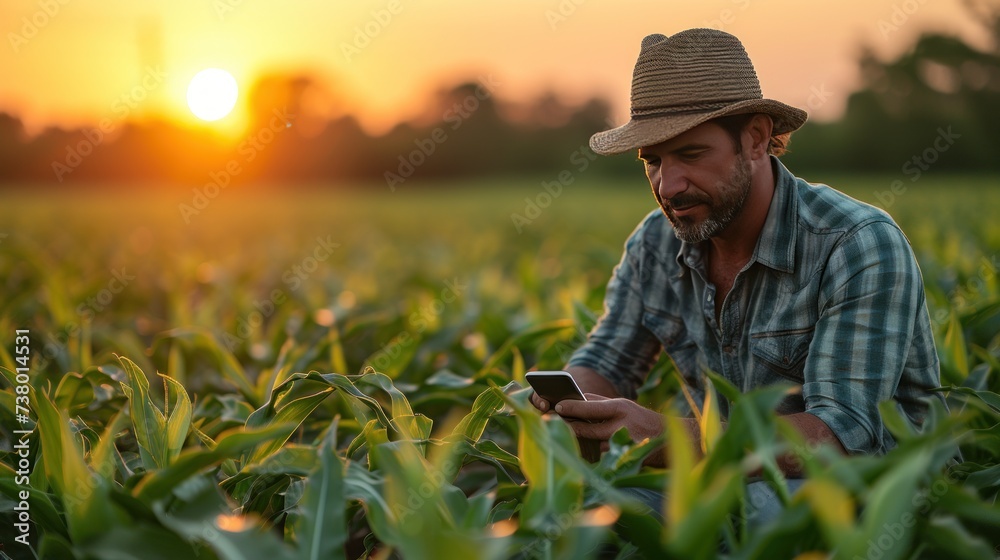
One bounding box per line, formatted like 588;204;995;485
675;155;797;275
752;156;797;274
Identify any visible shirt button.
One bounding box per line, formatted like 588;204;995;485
723;345;734;354
706;294;713;302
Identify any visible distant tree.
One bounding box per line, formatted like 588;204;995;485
785;0;1000;173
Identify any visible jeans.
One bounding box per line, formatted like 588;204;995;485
618;478;807;529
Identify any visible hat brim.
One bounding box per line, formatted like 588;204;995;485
590;99;807;156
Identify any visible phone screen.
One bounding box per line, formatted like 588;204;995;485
525;371;587;404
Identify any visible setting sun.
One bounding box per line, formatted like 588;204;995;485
186;68;239;122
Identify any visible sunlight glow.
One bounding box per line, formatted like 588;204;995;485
187;68;239;121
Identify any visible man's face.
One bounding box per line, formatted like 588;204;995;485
638;121;752;244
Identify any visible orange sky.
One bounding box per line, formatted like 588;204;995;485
0;0;993;136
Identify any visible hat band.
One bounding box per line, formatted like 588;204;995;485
630;99;749;120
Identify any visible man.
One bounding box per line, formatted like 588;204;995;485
529;29;943;519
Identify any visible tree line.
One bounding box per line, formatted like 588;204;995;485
1;11;998;189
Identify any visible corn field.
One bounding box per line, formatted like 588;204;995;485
1;178;999;559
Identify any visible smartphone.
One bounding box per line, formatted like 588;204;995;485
525;371;587;404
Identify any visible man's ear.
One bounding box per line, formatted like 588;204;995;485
745;114;774;159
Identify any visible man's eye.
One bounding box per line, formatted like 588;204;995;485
679;152;701;161
642;158;660;166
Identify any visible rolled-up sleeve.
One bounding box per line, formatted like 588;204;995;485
567;224;662;399
804;220;924;454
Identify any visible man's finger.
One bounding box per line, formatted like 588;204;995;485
554;398;620;421
564;418;615;440
530;393;550;412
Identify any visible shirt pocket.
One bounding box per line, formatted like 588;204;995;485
641;309;685;349
749;327;814;383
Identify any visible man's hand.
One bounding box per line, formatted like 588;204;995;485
554;394;668;464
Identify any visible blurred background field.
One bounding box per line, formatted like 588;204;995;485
2;174;998;388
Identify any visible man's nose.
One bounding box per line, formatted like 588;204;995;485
656;164;688;201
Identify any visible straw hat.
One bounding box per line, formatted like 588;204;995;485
590;29;807;155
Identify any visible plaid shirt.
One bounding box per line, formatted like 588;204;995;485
568;156;942;454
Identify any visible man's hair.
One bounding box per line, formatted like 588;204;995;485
712;113;791;157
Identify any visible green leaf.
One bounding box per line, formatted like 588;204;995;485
842;447;933;560
921;515;996;559
878;400;917;441
793;477;856;544
154;328;260;407
296;420;347;560
38;531;79;560
361;331;420;379
452;382;513;442
704;369;742;404
476;320;575;377
167;343;186;386
53;372;95;411
366;439;507;560
32;385;121;543
594;428;662;479
665;415;695;529
91;410;129;482
328;325;349;374
151;474;296;560
511;346;526;386
941;312;969;383
79;524;211;560
245;388;333;466
0;477;69;541
134;424;293;503
425;369;476;389
118;355;169;470
665;467;744;559
357;372;431;440
498;384;587;533
935;482;1000;526
700;380;723;456
161;373;193;465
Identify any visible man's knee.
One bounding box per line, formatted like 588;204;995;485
744;478;807;529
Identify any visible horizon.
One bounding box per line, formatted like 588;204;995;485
1;0;995;138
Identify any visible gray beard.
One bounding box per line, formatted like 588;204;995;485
664;156;752;244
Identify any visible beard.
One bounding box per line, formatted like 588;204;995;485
658;155;752;244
